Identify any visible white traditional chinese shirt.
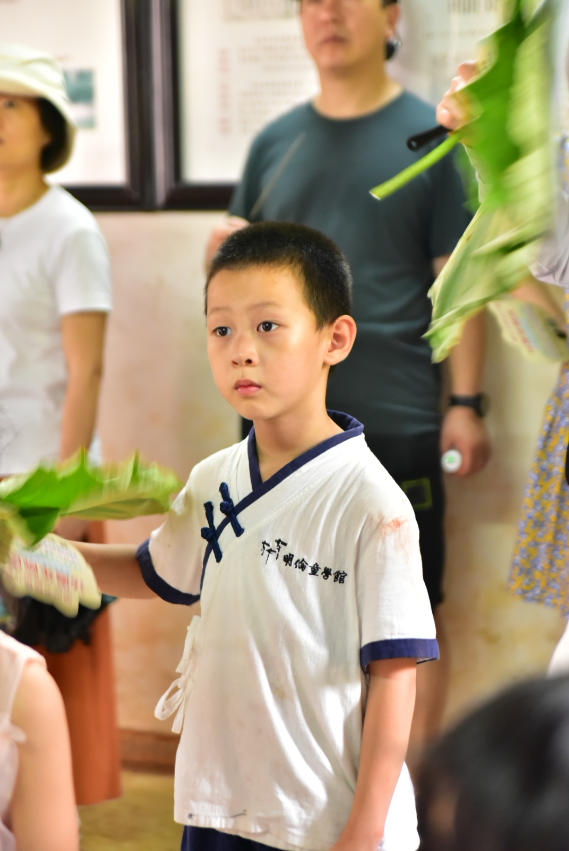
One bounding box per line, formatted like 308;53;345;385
137;412;438;851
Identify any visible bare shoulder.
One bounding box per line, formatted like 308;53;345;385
11;661;66;742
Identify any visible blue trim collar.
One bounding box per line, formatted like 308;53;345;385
247;410;363;491
202;411;363;581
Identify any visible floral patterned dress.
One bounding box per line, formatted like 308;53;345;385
509;356;569;615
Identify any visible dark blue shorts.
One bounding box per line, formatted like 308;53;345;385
182;827;280;851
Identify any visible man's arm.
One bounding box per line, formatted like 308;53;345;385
73;541;156;599
204;216;249;271
331;658;417;851
434;254;491;477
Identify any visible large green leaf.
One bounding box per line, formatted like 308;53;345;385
370;0;555;360
0;451;182;550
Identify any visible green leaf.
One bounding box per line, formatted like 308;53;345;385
0;451;182;549
368;0;555;359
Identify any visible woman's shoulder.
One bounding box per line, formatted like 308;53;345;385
35;185;101;235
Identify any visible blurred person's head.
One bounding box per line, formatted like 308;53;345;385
417;675;569;851
0;43;75;175
297;0;400;75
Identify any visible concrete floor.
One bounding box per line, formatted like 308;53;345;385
79;772;183;851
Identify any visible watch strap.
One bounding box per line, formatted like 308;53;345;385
448;393;489;417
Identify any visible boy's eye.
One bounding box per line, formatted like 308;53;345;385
214;326;231;337
258;321;278;333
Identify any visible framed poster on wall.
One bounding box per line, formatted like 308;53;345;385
0;0;153;209
390;0;501;107
157;0;501;210
157;0;319;209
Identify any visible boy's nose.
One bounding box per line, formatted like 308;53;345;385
231;333;259;367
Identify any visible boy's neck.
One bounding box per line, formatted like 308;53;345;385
314;60;402;120
253;403;344;483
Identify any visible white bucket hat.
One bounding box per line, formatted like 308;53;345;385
0;42;76;172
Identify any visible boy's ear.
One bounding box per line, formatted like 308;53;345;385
323;315;357;367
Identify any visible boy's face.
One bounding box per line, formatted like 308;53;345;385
206;265;343;424
299;0;399;75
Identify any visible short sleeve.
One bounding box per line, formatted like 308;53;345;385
427;144;472;260
54;228;112;315
356;506;438;670
228;134;265;220
137;469;205;606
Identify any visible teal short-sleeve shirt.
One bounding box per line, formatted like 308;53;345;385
229;92;471;437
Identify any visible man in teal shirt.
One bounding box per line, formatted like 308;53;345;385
206;0;491;760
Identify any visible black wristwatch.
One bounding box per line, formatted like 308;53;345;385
449;392;490;418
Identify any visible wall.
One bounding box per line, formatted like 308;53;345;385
95;211;566;733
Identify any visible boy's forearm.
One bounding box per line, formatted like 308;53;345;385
73;541;156;599
337;659;416;849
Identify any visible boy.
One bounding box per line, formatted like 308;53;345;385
77;223;438;851
207;0;490;750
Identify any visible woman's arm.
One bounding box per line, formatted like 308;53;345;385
57;311;107;540
511;276;566;326
59;310;107;461
10;662;79;851
331;658;417;851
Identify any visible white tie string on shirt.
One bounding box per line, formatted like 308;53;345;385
155;616;202;734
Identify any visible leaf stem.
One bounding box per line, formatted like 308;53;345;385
370;134;460;200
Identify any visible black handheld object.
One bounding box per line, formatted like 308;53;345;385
406;124;449;152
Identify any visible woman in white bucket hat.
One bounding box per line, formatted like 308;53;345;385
0;43;120;807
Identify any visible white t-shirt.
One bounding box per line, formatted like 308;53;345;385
138;413;438;851
0;185;112;475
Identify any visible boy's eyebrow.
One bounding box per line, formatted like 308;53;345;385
207;301;284;316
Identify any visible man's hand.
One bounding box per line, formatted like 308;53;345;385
440;405;491;477
436;60;477;131
205;216;249;270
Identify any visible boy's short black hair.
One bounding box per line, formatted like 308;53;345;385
206;221;353;328
37;98;67;173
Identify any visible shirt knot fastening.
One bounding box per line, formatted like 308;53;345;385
219;482;244;538
200;501;223;563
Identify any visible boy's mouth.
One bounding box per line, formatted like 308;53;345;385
235;379;261;397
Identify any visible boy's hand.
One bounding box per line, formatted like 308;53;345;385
1;534;101;616
436;61;478;130
329;829;384;851
205;216;249;270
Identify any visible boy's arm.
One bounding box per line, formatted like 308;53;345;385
332;658;417;851
73;541;156;599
